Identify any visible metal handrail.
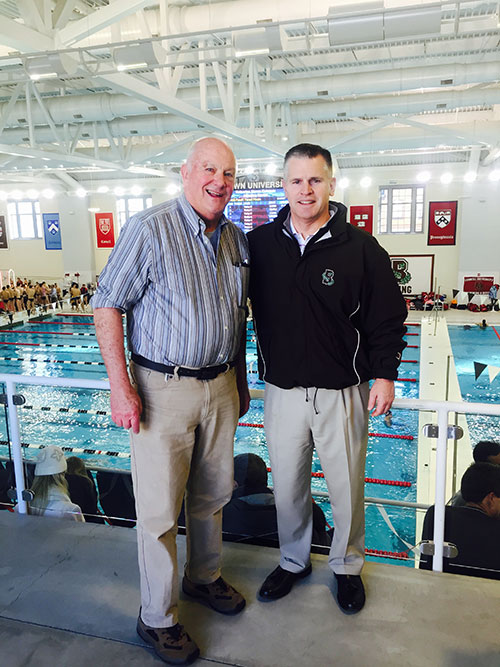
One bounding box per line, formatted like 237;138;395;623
2;372;500;572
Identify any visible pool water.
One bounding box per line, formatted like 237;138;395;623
448;324;500;445
0;315;421;564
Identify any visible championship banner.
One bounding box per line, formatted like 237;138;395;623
428;201;457;246
0;215;7;249
95;212;115;248
390;254;434;296
350;205;373;234
42;213;62;250
462;275;494;294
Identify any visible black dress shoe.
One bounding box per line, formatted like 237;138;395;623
332;574;365;614
258;564;312;602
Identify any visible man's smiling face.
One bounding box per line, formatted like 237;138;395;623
283;155;335;232
181;138;236;228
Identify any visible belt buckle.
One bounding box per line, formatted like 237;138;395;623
197;366;213;381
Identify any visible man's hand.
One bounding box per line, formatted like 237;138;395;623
367;378;395;417
110;383;143;434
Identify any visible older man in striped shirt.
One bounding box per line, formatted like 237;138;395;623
93;137;250;666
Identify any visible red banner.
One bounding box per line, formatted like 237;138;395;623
350;205;373;234
95;212;115;248
428;201;457;246
463;275;494;294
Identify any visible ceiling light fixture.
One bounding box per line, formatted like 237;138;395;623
416;171;431;183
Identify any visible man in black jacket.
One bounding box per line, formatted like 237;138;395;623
248;143;407;614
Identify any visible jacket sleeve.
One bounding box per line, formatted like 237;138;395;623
356;238;407;380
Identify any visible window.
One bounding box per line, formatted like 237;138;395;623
116;195;152;232
7;200;43;240
378;185;424;234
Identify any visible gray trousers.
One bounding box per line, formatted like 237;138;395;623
264;382;369;575
130;362;239;628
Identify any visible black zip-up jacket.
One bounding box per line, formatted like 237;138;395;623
247;202;407;390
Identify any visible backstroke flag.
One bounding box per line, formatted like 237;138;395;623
43;213;62;250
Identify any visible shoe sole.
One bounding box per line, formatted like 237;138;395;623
331;576;365;615
137;621;200;666
257;565;312;603
182;582;246;615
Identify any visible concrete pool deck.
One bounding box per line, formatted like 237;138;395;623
1;510;499;667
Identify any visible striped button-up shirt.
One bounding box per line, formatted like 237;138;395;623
92;194;250;368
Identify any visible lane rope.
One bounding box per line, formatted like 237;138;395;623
0;330;96;337
3;441;411;487
19;408;415;441
0;356;103;366
0;341;98;349
28;321;95;326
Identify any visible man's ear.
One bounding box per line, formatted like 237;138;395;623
330;176;336;197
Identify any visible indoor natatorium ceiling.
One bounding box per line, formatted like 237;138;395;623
0;0;499;187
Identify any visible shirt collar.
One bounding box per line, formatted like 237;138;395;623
178;192;229;236
284;202;338;240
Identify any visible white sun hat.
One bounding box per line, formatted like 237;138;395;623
34;445;68;476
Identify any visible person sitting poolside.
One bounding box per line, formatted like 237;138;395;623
451;441;500;506
29;446;84;522
221;453;331;547
65;456;104;524
420;462;500;580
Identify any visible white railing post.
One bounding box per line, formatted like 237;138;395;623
432;405;449;572
5;378;27;514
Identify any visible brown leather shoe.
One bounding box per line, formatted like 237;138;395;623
182;575;246;615
137;615;200;665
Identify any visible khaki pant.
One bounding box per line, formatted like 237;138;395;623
264;382;369;576
130;362;239;628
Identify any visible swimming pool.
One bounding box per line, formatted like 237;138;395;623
0;314;421;564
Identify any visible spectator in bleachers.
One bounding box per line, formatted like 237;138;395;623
420;462;500;579
29;446;84;522
222;453;331;548
65;456;103;524
451;441;500;506
96;470;136;528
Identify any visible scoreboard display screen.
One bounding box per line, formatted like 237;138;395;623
224;187;288;232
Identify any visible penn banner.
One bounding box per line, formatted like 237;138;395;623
0;215;7;249
390;254;434;296
42;213;62;250
95;212;115;248
428;200;457;246
350;205;373;234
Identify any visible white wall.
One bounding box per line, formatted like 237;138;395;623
338;163;500;297
1;163;499;295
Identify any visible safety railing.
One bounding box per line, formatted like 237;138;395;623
2;372;500;573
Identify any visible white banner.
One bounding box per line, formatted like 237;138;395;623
390;254;434;295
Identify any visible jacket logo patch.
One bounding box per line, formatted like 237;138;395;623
322;269;335;286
